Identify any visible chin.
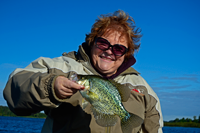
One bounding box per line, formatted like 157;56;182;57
98;66;112;72
99;68;115;75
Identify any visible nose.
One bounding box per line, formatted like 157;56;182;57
105;47;113;55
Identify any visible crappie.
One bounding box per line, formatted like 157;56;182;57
75;75;143;133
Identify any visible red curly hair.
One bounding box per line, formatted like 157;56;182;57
86;10;142;60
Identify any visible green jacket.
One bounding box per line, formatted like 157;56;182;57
3;44;163;133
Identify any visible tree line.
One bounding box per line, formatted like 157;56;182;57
0;105;46;118
169;116;200;123
164;116;200;128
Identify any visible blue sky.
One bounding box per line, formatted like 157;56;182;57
0;0;200;121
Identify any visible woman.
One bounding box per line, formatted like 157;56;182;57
4;10;163;133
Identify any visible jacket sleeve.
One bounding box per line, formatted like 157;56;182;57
141;79;163;133
142;94;163;133
3;56;78;116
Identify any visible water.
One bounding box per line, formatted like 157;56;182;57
163;126;200;133
0;116;45;133
0;116;200;133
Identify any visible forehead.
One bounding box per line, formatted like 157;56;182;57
101;30;127;45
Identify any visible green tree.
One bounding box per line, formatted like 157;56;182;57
193;116;198;123
180;117;185;122
0;105;46;118
174;118;179;122
186;118;192;122
198;115;200;123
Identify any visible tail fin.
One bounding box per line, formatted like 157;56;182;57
121;113;143;133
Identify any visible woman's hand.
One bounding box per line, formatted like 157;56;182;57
54;76;84;99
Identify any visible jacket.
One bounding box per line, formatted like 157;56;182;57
3;43;163;133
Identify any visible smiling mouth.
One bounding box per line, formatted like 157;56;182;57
100;55;115;61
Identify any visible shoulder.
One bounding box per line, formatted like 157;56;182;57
62;51;77;60
22;54;86;75
115;73;160;101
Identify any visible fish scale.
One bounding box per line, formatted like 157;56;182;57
90;78;124;115
76;75;144;133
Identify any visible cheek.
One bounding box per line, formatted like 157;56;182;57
115;56;125;66
91;46;101;63
91;46;102;57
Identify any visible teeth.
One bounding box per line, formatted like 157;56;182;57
103;58;112;61
101;56;113;61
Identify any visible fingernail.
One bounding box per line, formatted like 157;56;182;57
80;86;85;90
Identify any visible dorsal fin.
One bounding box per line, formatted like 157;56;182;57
108;80;130;102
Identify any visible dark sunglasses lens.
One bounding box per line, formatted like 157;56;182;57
113;45;127;56
96;38;109;50
96;37;127;56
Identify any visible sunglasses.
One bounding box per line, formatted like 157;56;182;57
95;37;128;56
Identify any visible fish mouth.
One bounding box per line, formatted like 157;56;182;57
77;80;90;91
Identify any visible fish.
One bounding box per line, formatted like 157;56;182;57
74;74;143;133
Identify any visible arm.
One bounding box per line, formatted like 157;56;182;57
141;78;163;133
142;94;163;133
3;57;83;116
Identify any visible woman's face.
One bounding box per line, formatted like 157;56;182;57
91;31;128;77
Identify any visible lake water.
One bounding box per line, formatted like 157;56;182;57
0;116;200;133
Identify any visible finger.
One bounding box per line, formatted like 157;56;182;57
55;86;74;99
59;85;79;95
58;92;74;99
63;79;85;90
59;85;73;93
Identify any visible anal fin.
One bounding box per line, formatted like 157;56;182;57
121;113;143;133
91;106;118;127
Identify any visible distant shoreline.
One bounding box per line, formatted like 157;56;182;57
1;105;200;128
0;105;46;119
164;122;200;128
0;115;46;119
164;117;200;128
